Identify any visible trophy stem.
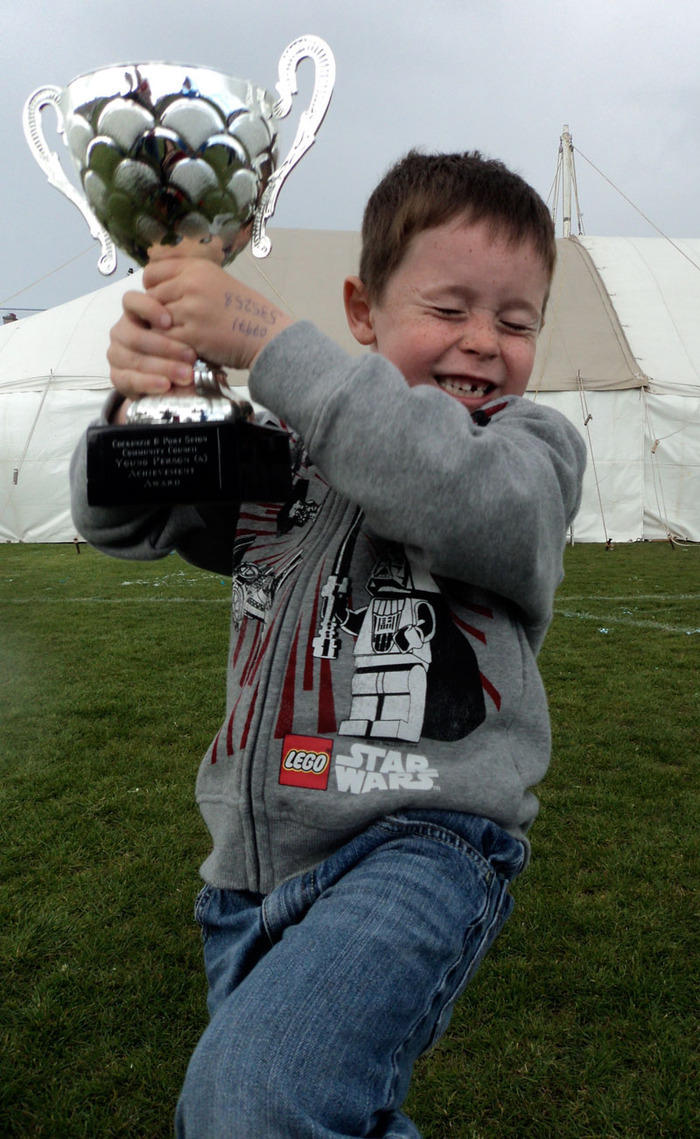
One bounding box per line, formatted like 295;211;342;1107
193;358;229;397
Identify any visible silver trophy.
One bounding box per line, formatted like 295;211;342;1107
24;39;334;504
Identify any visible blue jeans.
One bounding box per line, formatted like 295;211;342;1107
175;810;526;1138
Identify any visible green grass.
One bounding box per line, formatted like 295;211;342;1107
1;542;698;1137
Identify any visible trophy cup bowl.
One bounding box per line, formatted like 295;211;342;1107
24;38;335;505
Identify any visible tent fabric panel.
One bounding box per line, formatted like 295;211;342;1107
0;390;104;542
0;275;135;392
642;391;700;541
0;457;75;543
529;390;645;542
529;238;645;393
581;237;700;396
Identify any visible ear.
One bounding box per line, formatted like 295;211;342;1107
343;276;377;347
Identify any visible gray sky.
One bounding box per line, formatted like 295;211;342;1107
2;0;698;315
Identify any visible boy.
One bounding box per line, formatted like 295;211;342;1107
71;151;586;1138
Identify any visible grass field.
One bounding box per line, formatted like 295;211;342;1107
1;541;698;1137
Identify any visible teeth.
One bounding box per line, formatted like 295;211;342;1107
440;378;491;395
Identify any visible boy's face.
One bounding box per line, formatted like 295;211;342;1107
344;216;550;414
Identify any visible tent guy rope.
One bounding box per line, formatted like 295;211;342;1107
574;146;700;274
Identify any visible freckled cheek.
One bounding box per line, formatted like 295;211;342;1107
506;345;537;390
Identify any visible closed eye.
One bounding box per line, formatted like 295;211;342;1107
500;320;537;333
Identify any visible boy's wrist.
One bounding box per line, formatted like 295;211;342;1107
241;311;293;371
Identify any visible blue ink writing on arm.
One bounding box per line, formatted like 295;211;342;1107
233;297;277;325
233;319;269;339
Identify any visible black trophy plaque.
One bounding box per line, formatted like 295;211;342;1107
86;420;292;506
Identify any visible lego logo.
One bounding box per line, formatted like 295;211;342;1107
283;749;330;775
279;735;332;790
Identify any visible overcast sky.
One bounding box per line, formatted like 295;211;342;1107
2;0;698;315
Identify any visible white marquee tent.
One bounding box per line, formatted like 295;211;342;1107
1;229;699;543
531;235;700;543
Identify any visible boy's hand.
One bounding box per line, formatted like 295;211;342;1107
107;261;292;424
144;259;292;373
107;290;199;422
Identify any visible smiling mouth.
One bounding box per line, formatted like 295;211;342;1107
436;377;496;398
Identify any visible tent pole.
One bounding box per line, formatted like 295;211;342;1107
561;125;573;238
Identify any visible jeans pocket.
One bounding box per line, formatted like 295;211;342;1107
194;883;216;943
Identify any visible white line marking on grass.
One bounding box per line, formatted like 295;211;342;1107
120;573;219;586
0;597;230;604
559;594;700;602
554;608;699;635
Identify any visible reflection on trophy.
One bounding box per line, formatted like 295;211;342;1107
24;39;335;505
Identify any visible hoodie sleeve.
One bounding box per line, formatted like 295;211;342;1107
249;322;587;632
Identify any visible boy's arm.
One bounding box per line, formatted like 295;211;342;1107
249;322;586;632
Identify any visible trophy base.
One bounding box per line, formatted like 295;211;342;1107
86;420;292;506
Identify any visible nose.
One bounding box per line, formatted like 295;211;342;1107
458;311;499;358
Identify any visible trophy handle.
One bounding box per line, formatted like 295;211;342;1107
251;36;335;258
23;85;118;275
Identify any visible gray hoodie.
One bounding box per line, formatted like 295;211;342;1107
71;322;586;893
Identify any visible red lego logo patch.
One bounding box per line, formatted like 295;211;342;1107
279;734;333;790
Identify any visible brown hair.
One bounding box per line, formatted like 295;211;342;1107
359;150;556;302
